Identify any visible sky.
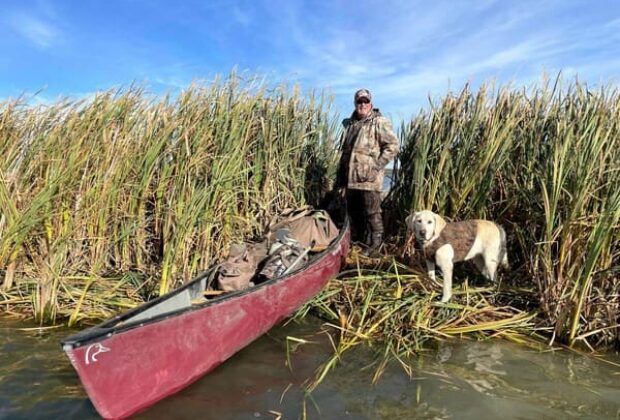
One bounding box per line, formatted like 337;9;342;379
1;0;620;121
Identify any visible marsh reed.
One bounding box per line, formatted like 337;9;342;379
290;77;619;391
0;73;617;362
295;253;543;388
0;75;339;324
382;77;619;349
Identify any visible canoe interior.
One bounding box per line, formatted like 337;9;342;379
61;215;349;350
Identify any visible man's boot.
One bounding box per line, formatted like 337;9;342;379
364;220;373;246
363;213;384;257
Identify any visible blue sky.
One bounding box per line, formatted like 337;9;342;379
1;0;619;120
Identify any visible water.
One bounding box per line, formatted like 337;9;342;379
2;317;619;419
382;169;393;192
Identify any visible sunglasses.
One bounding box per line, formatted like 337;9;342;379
356;98;370;105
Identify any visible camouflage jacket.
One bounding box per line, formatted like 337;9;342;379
336;109;399;191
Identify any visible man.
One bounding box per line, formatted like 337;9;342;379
335;89;399;255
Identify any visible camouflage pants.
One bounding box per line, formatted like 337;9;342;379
345;189;383;244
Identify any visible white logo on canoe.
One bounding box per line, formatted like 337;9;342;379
85;343;110;365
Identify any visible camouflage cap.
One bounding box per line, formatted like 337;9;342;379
354;89;372;102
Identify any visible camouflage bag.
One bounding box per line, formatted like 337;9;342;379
216;242;267;292
267;208;339;250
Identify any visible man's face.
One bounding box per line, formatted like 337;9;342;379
355;97;372;118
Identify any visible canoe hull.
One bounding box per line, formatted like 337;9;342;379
63;223;349;419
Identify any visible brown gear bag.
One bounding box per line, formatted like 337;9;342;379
216;208;339;292
216;242;267;292
267;208;339;250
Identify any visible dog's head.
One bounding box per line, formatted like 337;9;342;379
405;210;447;244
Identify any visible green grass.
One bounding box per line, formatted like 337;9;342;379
384;76;619;349
289;76;619;392
0;74;339;323
0;73;617;357
295;252;546;390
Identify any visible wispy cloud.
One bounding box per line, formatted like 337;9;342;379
7;13;60;49
0;0;618;119
248;0;620;118
232;6;252;27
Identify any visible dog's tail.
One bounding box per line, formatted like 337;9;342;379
498;225;509;268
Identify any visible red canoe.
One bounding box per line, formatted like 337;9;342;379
62;219;350;419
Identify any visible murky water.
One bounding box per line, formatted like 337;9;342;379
1;316;619;419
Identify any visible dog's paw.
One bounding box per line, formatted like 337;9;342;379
440;294;451;303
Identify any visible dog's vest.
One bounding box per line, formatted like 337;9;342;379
423;221;478;262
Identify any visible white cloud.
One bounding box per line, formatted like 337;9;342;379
232;6;252;27
256;1;620;120
5;0;617;123
8;13;60;48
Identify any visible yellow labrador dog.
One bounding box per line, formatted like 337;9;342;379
405;210;508;302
